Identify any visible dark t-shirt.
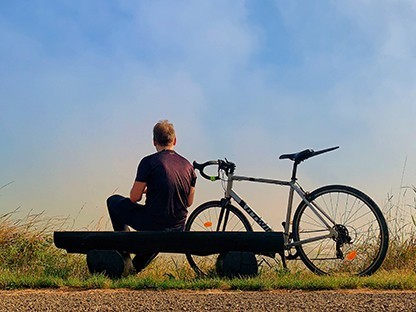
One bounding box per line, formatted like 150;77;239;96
135;149;197;229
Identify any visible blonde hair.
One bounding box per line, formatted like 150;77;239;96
153;120;176;146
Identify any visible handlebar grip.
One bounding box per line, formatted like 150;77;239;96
193;160;220;181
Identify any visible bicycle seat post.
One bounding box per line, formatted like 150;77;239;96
290;161;299;182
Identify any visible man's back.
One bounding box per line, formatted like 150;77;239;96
136;149;196;228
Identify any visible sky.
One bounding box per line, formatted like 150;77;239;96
1;0;415;230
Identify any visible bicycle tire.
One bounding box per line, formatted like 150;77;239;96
292;185;388;276
185;200;253;276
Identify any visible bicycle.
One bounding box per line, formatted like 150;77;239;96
185;146;389;276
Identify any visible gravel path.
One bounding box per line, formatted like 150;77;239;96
1;289;416;311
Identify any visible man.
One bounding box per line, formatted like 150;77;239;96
107;120;197;272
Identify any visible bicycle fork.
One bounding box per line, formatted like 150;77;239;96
216;198;232;232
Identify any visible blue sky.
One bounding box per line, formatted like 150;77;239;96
1;1;415;229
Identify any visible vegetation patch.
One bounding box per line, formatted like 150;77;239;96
1;185;416;290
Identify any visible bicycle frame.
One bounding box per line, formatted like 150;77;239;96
222;171;338;248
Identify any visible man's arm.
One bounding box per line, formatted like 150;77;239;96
130;181;147;203
187;186;195;207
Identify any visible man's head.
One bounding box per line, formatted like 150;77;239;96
153;120;176;148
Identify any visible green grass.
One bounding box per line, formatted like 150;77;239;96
2;265;416;291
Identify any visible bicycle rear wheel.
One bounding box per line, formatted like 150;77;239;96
185;200;252;276
292;185;388;276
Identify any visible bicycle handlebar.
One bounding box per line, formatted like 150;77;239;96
193;160;220;181
193;159;236;181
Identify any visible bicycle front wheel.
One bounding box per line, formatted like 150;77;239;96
185;200;252;276
292;185;388;276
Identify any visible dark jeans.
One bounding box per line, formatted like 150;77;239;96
106;194;184;272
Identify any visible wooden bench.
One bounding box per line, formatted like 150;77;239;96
54;231;284;278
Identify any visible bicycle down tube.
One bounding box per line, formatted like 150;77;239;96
228;189;273;232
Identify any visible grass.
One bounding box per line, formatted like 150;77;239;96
1;183;416;291
3;264;416;291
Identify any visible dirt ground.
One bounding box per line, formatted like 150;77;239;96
0;289;416;311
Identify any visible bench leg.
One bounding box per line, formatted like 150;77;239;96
216;251;258;278
86;250;133;278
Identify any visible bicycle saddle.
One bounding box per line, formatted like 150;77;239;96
279;146;339;163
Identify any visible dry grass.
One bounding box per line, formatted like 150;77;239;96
381;185;416;271
0;208;87;279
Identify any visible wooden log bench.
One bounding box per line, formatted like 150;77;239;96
54;231;284;278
